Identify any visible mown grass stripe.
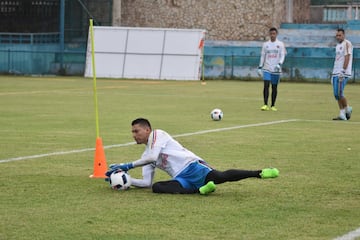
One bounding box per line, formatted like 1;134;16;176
0;119;297;163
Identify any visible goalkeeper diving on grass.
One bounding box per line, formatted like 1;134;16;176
106;118;279;194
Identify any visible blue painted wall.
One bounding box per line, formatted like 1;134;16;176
203;22;360;81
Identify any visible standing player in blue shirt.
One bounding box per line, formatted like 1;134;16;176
106;118;279;195
258;27;286;111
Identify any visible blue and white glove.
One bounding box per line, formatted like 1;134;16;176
274;64;281;72
257;67;263;77
105;163;134;178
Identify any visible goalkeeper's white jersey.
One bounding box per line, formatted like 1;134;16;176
332;39;353;77
133;129;202;178
259;39;286;73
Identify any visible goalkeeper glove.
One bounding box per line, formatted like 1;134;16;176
274;64;281;72
118;163;134;171
105;163;134;177
257;67;262;77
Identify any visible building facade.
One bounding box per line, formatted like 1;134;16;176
117;0;310;40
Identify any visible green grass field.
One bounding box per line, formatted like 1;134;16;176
1;76;359;240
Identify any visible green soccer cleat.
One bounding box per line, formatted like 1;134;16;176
271;106;278;111
261;105;270;111
260;168;279;179
199;181;216;195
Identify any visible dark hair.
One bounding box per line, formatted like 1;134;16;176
269;27;278;33
337;28;345;34
132;118;152;129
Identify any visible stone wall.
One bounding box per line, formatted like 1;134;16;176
118;0;310;41
293;0;311;23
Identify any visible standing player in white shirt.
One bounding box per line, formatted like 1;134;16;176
332;28;353;121
258;27;286;111
106;118;279;195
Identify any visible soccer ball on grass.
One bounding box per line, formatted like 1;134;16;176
210;108;223;121
110;170;132;190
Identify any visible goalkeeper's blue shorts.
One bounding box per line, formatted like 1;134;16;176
263;71;280;85
174;160;213;190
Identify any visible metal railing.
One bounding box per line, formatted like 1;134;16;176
0;33;60;44
0;47;358;82
0;48;85;75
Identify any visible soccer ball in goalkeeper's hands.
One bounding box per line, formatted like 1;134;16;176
210;108;223;121
110;170;132;190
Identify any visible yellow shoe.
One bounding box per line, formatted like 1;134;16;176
271;106;278;111
261;105;270;111
199;181;216;195
260;168;279;179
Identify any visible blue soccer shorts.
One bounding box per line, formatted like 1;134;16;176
263;71;280;85
174;160;213;190
331;75;349;100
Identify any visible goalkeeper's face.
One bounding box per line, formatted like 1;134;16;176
132;123;151;144
269;30;277;42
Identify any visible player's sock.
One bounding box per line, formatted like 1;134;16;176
199;181;216;195
260;168;279;179
271;84;277;107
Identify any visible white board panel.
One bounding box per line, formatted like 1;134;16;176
161;55;200;80
93;28;127;53
85;26;206;80
163;30;203;55
124;55;162;79
126;30;165;54
94;53;125;78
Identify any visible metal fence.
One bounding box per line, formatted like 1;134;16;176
0;0;112;75
0;45;358;82
0;49;85;76
0;32;85;75
0;50;85;76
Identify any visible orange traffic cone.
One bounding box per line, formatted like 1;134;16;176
89;137;108;178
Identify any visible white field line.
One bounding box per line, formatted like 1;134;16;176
333;228;360;240
0;119;297;164
301;119;360;125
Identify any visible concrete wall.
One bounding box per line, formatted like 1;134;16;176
112;0;121;26
119;0;310;41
